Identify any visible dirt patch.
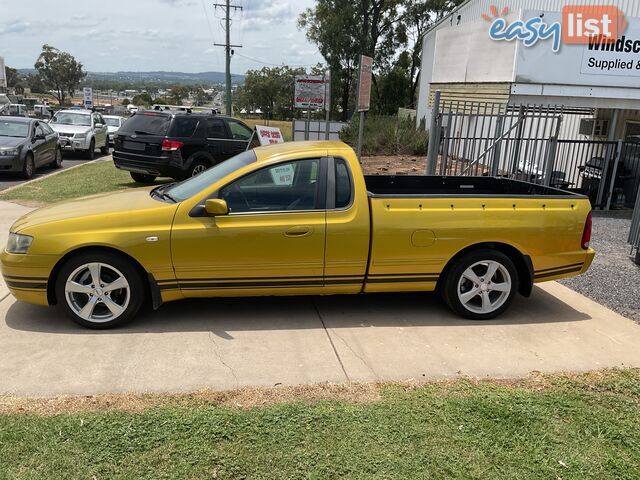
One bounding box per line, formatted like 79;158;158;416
2;369;635;416
361;155;426;175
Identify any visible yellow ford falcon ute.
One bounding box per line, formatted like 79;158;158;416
1;141;595;328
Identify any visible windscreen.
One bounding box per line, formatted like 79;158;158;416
0;121;29;138
51;112;91;126
118;113;170;136
165;150;257;201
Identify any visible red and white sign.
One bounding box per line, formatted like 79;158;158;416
255;125;284;145
294;75;327;109
357;55;373;112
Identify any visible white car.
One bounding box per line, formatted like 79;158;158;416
49;110;109;159
103;115;127;146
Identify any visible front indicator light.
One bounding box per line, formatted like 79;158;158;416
6;233;33;254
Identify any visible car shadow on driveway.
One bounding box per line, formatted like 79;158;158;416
4;286;591;336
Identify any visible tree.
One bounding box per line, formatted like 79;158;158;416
122;98;131;107
238;66;306;120
34;44;86;106
25;74;46;94
168;85;190;105
5;66;20;88
132;93;153;107
299;0;402;120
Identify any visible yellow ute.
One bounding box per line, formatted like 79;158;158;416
1;141;595;328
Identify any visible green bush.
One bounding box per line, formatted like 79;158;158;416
340;115;428;156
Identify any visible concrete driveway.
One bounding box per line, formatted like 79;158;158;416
0;200;639;397
1;282;640;397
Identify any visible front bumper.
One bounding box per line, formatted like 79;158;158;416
58;136;90;152
1;250;57;307
0;155;23;173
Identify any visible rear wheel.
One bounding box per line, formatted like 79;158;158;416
86;139;95;160
50;147;63;169
187;159;209;178
130;172;157;184
21;153;35;179
55;251;145;329
100;138;109;155
442;249;518;320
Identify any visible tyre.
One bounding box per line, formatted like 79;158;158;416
86;139;96;160
50;147;63;169
442;249;518;320
55;251;145;329
130;172;157;184
100;136;109;155
21;153;35;179
187;158;209;178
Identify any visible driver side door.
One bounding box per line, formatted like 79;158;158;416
170;157;328;296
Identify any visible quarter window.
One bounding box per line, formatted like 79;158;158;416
173;117;200;137
220;158;321;213
206;118;227;138
334;158;352;208
227;119;253;141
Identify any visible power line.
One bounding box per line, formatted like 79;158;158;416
234;52;322;68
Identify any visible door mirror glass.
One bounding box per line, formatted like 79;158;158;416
205;198;229;216
95;123;104;129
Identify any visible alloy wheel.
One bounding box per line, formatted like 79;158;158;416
191;164;207;176
457;260;512;315
64;262;130;323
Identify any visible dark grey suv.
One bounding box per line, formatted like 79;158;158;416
0;116;62;178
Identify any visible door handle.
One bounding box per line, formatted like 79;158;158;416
284;226;312;237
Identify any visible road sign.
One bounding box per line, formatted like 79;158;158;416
294;75;327;109
83;87;93;109
357;55;373;112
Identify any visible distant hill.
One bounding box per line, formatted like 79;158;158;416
17;69;245;86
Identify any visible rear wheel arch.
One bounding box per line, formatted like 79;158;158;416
437;242;533;298
47;246;153;306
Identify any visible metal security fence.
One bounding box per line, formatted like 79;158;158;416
427;94;640;211
629;189;640;264
292;119;347;141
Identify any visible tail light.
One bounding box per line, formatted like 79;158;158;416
581;212;592;250
161;139;184;151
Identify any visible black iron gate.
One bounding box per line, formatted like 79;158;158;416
426;94;639;210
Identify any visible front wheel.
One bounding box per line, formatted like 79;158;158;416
55;252;145;329
130;172;157;184
442;249;518;320
21;153;35;179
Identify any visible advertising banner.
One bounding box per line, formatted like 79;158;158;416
357;55;373;112
294;76;327;109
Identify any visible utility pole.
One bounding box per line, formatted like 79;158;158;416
213;0;242;115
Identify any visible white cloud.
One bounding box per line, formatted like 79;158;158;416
1;0;323;73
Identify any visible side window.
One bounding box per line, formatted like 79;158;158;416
335;158;352;208
206;118;227;139
173;118;200;137
97;114;105;125
35;124;46;137
220;158;320;213
227;119;253;141
41;123;53;134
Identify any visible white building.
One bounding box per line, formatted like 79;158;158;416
0;56;6;90
416;0;640;141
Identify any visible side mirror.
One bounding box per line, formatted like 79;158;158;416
95;123;104;129
205;198;229;216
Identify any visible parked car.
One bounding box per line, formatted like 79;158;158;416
49;109;109;159
103;115;127;146
0;116;62;179
113;110;252;183
1;141;595;329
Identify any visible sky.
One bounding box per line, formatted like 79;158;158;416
0;0;324;74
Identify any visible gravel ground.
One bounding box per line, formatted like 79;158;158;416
561;216;640;322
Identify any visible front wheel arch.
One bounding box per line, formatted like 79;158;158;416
47;246;154;307
437;242;533;298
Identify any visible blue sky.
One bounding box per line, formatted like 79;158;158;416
0;0;324;73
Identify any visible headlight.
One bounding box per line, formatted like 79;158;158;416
74;132;87;139
0;147;19;156
6;233;33;254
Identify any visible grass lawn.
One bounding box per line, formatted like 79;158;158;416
242;118;293;141
0;160;166;206
1;369;639;479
